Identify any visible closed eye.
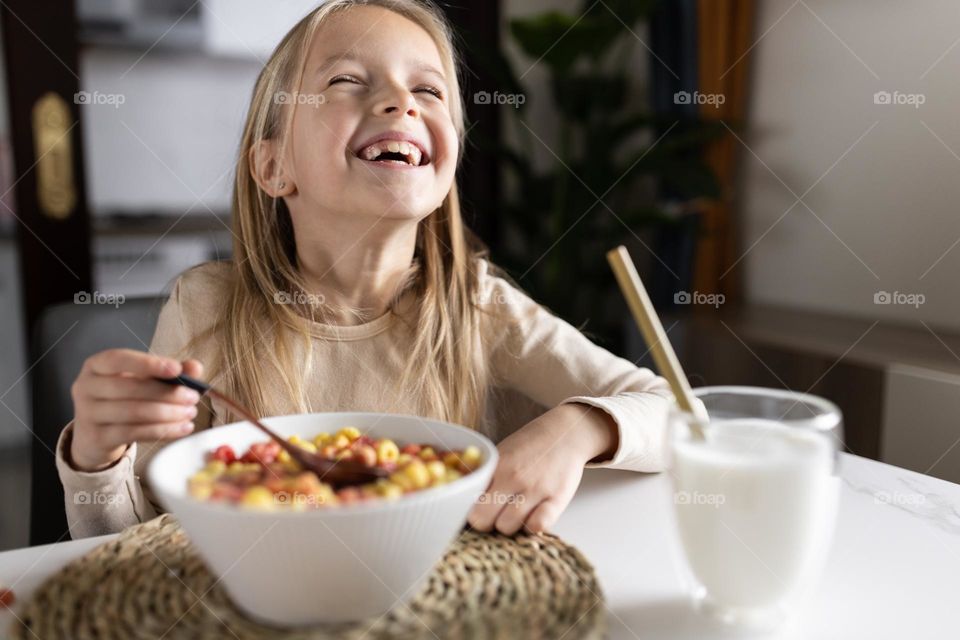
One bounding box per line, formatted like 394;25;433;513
329;74;362;86
415;85;443;99
328;74;441;99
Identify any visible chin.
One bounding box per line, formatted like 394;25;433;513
354;199;434;222
360;191;442;220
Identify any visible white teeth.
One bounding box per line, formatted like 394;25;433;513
407;146;422;166
359;139;425;165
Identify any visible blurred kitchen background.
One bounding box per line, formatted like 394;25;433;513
2;0;960;550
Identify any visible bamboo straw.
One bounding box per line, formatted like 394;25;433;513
606;245;707;440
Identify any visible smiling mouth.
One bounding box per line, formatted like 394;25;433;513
356;140;429;167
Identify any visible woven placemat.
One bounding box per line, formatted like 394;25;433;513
11;514;605;639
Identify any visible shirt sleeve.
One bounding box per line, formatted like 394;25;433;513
56;265;218;538
55;423;153;538
481;261;678;472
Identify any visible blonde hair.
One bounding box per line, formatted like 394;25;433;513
188;0;491;427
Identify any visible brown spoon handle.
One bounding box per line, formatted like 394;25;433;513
156;374;386;485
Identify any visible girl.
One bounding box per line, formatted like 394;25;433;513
59;0;674;539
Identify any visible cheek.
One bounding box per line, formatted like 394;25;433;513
292;106;354;168
437;148;458;191
432;121;460;179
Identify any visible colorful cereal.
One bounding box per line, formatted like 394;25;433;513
187;431;482;511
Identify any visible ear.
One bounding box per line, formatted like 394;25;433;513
249;139;295;197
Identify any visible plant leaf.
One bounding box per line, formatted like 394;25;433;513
550;74;627;120
510;13;618;72
580;0;661;25
658;159;722;199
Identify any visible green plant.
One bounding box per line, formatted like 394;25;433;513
473;0;723;348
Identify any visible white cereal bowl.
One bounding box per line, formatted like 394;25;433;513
147;412;498;627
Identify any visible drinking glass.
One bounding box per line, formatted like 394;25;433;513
668;386;842;629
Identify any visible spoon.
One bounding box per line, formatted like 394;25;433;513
157;374;389;487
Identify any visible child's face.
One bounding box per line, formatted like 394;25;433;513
285;6;458;223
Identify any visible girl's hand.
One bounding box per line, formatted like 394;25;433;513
467;403;618;536
69;349;205;472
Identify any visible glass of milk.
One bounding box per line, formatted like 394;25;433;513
668;386;842;630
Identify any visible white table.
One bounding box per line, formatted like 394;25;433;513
2;453;958;638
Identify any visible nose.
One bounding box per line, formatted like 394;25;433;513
373;84;419;119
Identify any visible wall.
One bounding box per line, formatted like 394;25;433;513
0;12;29;447
80;1;319;215
740;0;960;330
79;49;260;215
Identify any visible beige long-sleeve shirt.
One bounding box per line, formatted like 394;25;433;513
57;260;675;539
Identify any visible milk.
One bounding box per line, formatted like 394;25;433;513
672;419;839;616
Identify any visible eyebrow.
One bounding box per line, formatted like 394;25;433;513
316;52;447;84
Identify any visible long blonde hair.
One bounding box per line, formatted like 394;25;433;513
190;0;490;428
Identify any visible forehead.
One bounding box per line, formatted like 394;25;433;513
306;5;446;77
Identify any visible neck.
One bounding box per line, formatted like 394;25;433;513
294;218;418;325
